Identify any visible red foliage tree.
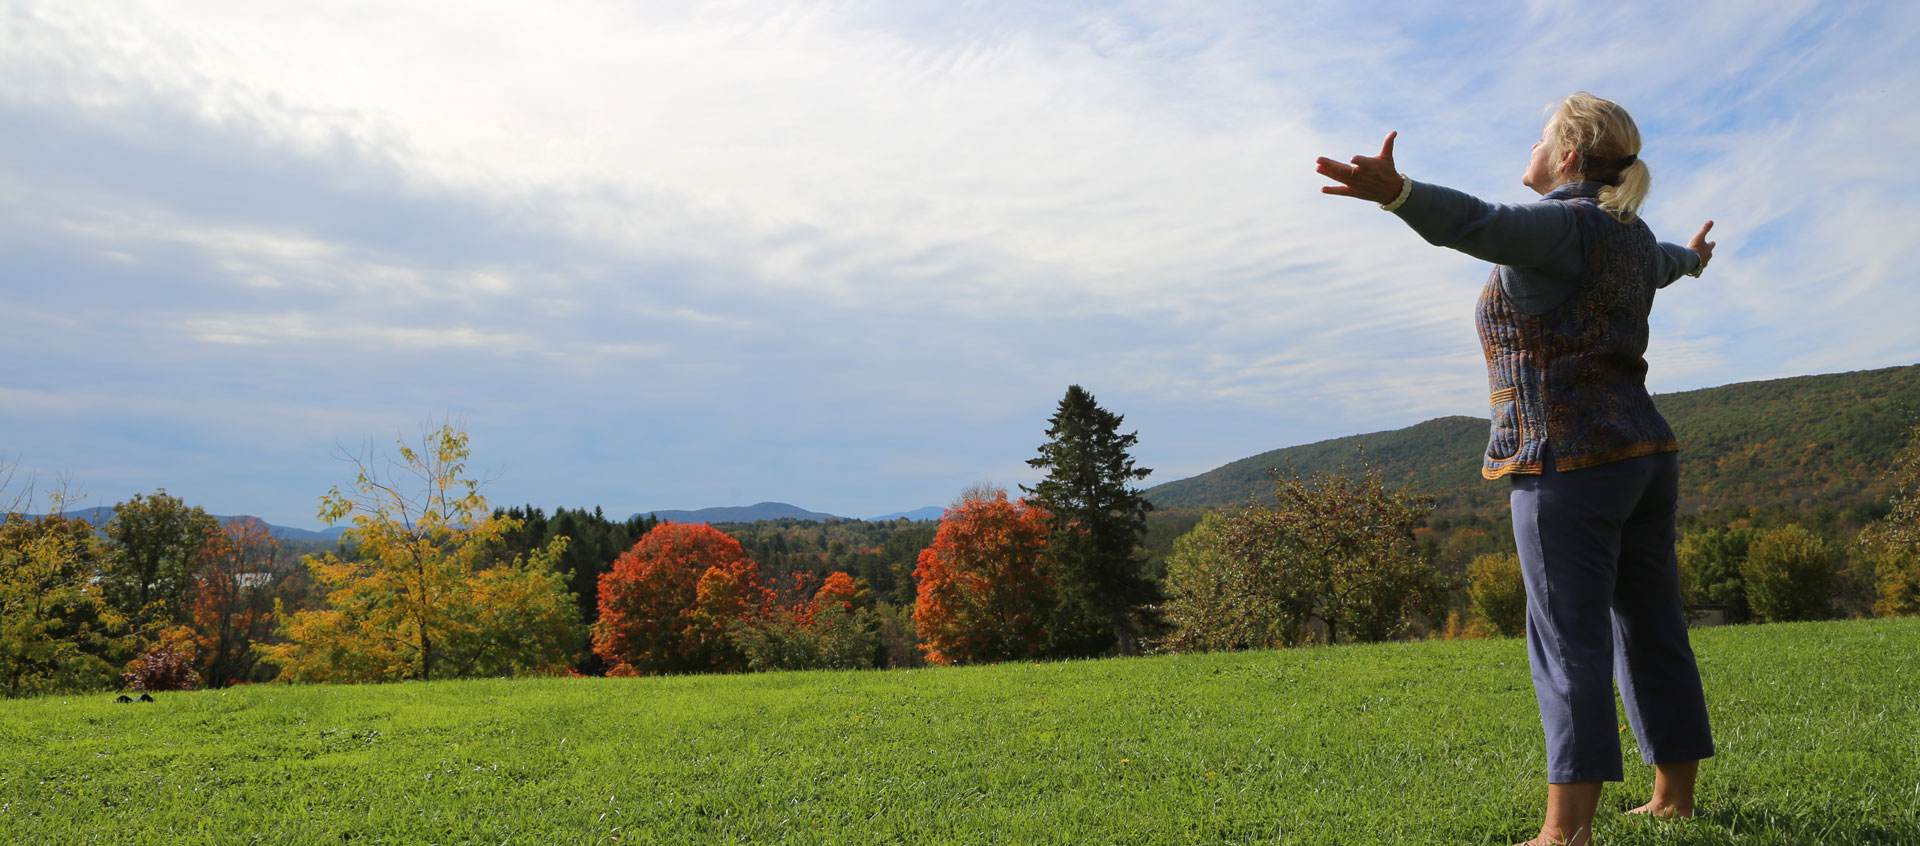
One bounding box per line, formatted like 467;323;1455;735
913;490;1055;665
592;522;771;675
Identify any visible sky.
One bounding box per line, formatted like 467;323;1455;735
4;0;1918;528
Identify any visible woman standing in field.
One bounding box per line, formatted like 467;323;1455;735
1314;93;1718;846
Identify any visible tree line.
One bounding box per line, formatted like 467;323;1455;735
6;396;1918;697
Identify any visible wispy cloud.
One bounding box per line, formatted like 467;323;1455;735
2;0;1915;523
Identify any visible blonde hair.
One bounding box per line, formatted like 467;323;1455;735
1549;91;1649;222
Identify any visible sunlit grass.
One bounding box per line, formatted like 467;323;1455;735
2;617;1915;844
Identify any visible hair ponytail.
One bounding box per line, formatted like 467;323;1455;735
1598;158;1649;222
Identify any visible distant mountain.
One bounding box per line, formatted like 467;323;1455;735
637;502;845;524
38;507;346;542
267;524;350;541
869;506;945;522
1147;362;1920;516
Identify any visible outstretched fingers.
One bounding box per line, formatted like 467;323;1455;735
1314;131;1404;203
1316;156;1362;195
1690;220;1717;269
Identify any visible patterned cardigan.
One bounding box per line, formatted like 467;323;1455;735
1476;197;1678;479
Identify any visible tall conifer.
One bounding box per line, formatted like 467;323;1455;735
1023;385;1155;656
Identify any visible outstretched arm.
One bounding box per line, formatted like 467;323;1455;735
1316;131;1404;204
1316;132;1577;273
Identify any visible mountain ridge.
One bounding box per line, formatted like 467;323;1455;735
1145;362;1920;515
34;506;349;542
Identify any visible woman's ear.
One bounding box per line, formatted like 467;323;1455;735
1559;147;1582;180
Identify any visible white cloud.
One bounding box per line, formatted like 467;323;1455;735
2;0;1917;522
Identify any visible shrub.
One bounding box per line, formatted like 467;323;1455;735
1678;527;1756;623
873;601;923;669
1467;552;1527;638
123;629;201;692
1741;525;1834;623
731;572;880;672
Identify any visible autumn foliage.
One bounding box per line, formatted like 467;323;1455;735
260;425;583;683
1;511;127;697
913;490;1054;665
122;626;201;692
593;522;773;675
189;517;279;686
809;571;860;621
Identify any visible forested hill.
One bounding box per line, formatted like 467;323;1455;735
1145;362;1920;516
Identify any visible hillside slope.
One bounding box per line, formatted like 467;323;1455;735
1148;362;1920;515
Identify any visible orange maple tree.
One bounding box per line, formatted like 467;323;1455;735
913;489;1055;665
809;571;860;620
593;522;772;676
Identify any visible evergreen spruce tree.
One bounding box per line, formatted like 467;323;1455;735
1023;385;1155;656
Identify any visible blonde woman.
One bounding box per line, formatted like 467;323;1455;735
1315;93;1718;846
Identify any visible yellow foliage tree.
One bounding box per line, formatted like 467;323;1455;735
259;424;582;683
1;497;131;697
1860;422;1920;617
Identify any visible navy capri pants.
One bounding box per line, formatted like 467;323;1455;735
1509;446;1715;783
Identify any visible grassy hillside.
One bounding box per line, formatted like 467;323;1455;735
3;617;1915;844
1148;363;1920;516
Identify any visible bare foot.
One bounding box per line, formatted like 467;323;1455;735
1515;828;1593;845
1626;801;1693;818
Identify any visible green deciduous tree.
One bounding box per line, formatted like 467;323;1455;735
1232;467;1445;645
103;490;218;630
1157;511;1269;652
1022;385;1155;657
1741;524;1834;623
1162;466;1446;650
1677;526;1756;623
260;424;583;683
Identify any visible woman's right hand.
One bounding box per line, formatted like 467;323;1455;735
1316;132;1403;204
1689;220;1716;275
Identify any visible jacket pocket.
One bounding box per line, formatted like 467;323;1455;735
1487;387;1521;462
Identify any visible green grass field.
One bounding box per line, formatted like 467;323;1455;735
3;617;1915;844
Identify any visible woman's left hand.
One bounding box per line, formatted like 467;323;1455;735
1316;131;1403;204
1688;220;1716;274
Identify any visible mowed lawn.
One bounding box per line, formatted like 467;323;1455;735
2;617;1915;845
